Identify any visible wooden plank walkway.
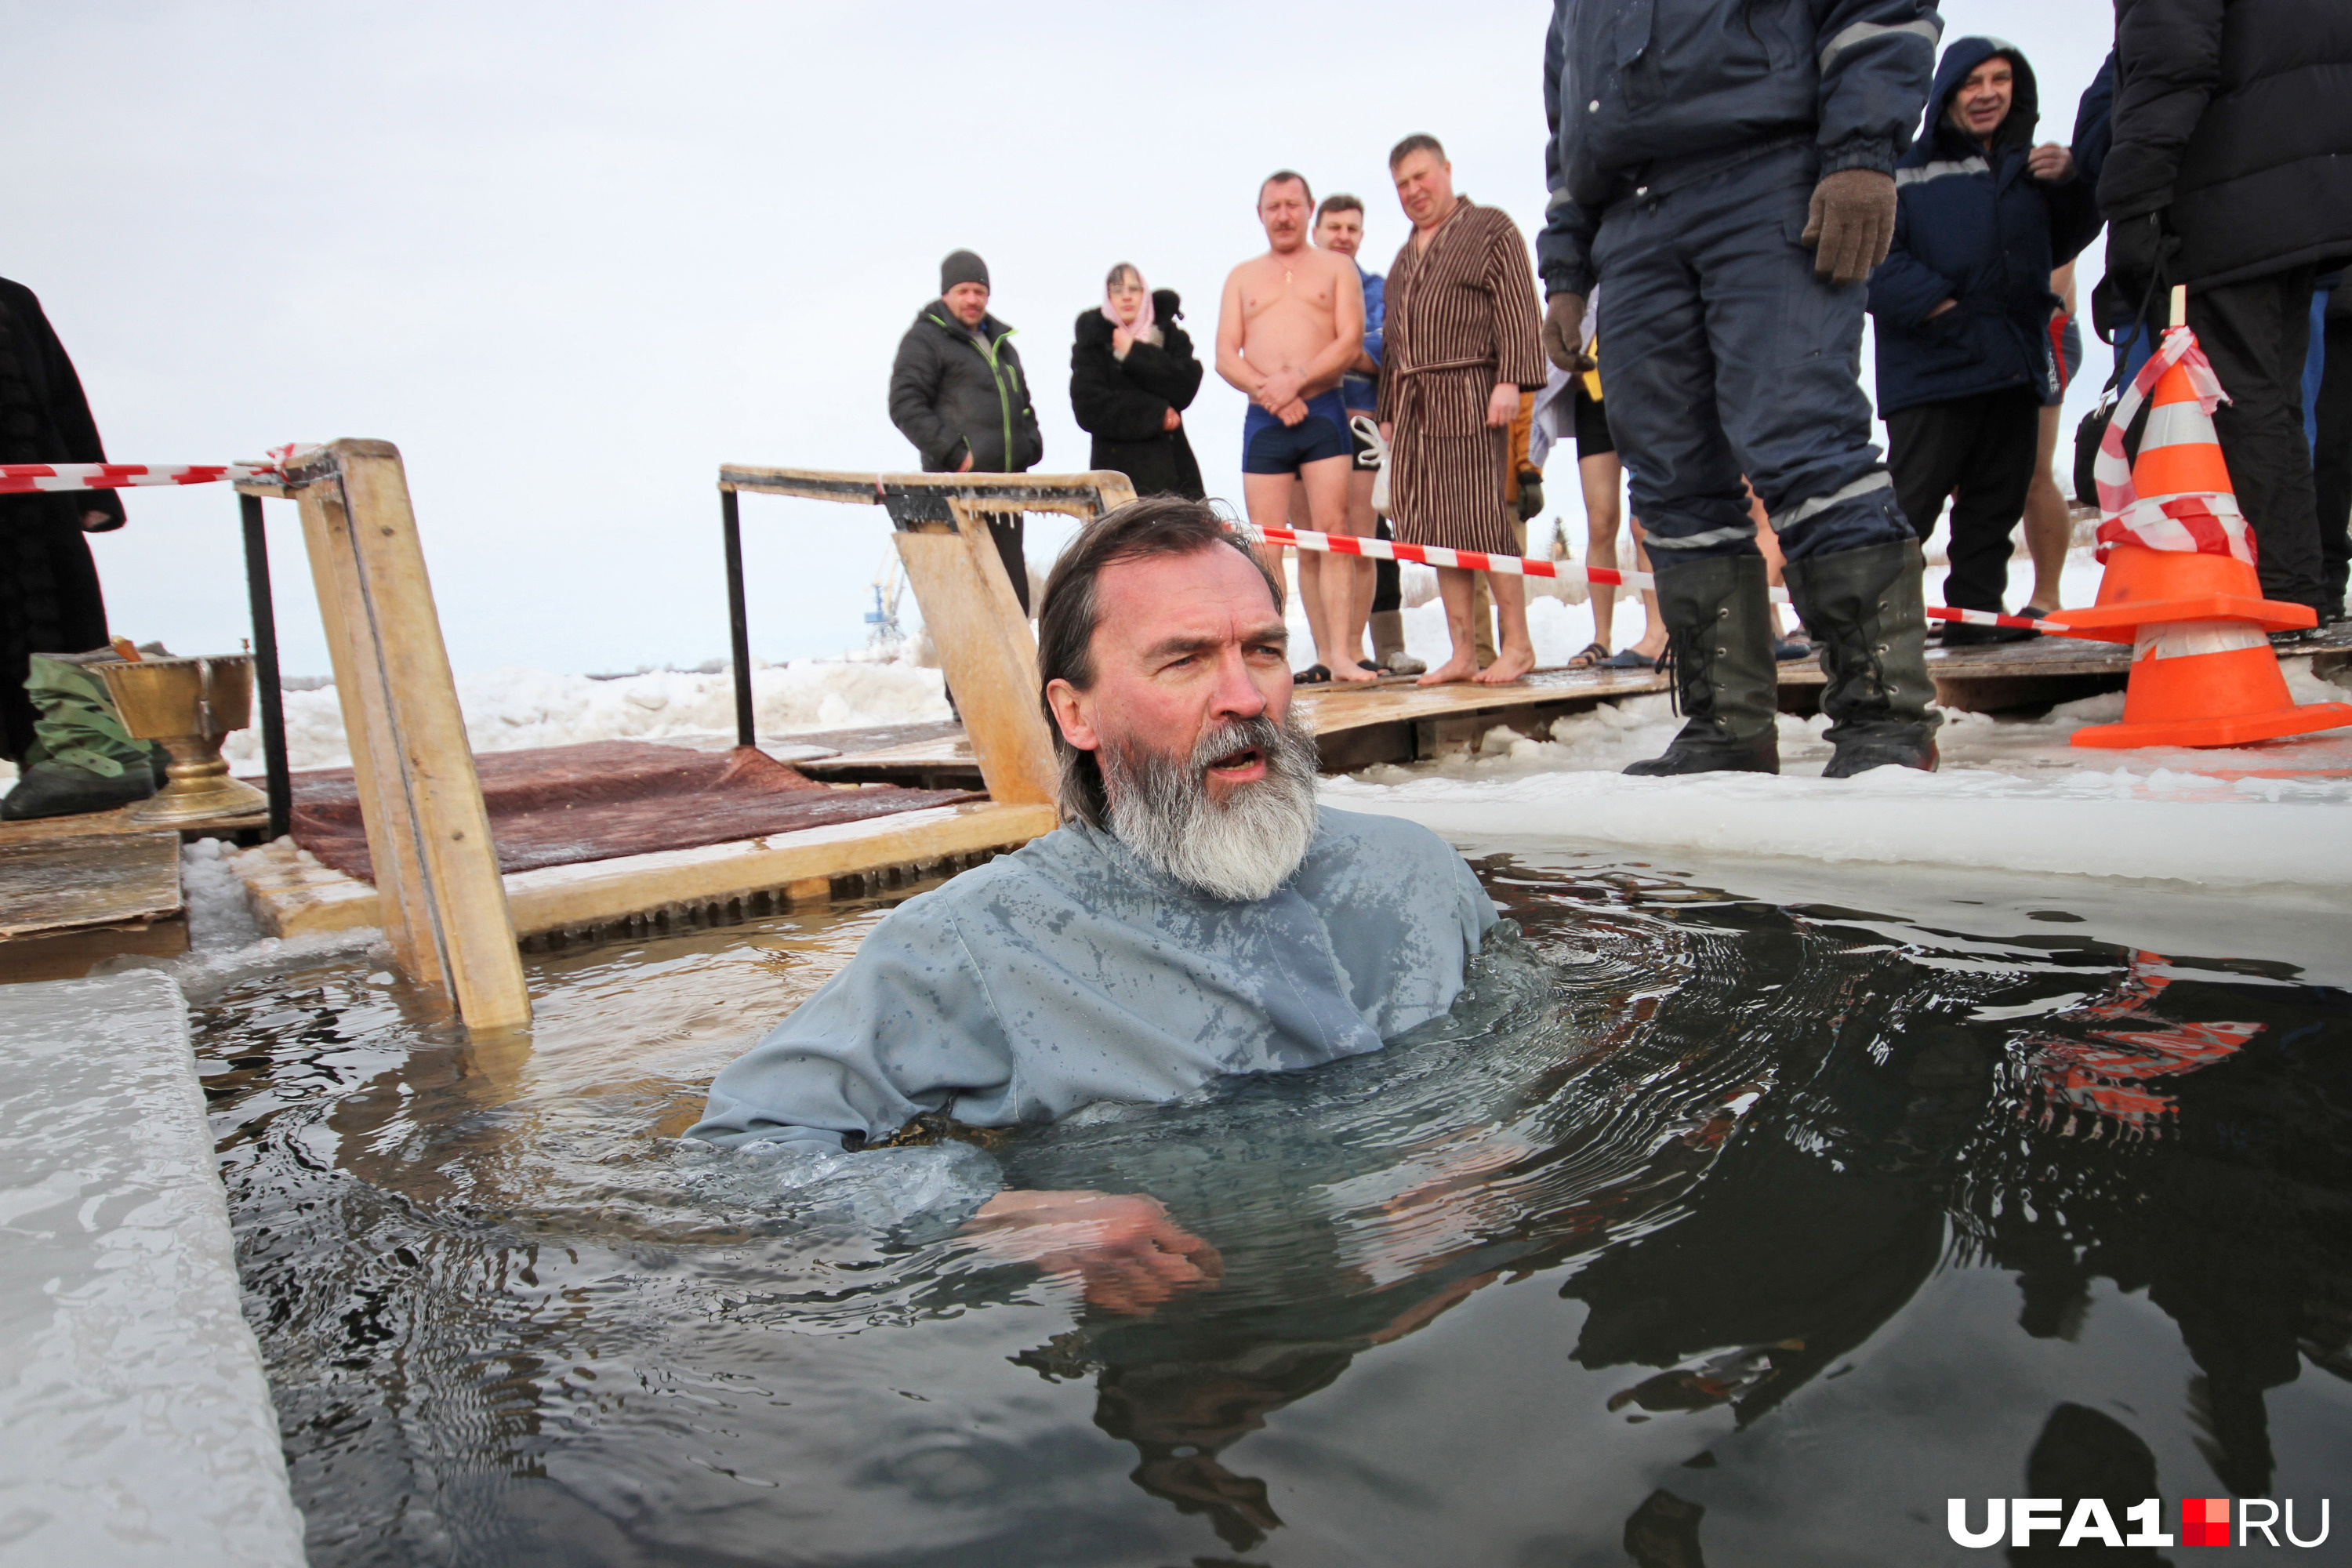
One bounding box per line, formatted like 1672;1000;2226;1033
0;826;187;981
789;625;2352;782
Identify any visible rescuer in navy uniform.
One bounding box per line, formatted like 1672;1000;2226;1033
1540;1;1944;779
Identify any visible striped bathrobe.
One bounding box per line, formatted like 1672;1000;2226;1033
1377;198;1548;557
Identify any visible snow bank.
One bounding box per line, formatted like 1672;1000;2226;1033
0;971;307;1566
1326;665;2352;893
219;657;949;774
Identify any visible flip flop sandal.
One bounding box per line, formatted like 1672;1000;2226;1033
1357;660;1381;672
1566;641;1610;668
1295;664;1332;684
1602;648;1657;670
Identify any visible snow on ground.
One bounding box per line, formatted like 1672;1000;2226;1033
1304;535;2352;899
1325;660;2352;895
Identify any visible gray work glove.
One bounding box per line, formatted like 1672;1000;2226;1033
1801;169;1897;285
1541;291;1588;374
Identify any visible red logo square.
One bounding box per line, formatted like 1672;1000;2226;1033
2183;1497;2230;1547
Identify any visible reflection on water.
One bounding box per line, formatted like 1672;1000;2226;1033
197;854;2352;1566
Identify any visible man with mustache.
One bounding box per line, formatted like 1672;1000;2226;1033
691;496;1495;1308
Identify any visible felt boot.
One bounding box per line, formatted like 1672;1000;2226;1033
1623;554;1780;775
0;652;159;821
1784;539;1942;778
1370;610;1424;674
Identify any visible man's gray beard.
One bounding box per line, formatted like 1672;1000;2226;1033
1100;710;1321;903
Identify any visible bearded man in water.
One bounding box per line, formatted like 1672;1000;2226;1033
1215;170;1373;685
691;497;1494;1309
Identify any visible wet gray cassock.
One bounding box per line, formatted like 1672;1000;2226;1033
689;807;1497;1151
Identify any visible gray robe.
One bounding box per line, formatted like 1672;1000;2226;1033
689;806;1497;1151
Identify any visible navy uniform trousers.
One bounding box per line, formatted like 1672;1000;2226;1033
1593;143;1915;567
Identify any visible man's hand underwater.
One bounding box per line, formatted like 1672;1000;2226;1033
966;1190;1225;1316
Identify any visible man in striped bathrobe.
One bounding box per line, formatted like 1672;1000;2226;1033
1377;135;1551;687
1540;0;1946;779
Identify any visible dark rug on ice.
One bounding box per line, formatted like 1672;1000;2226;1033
288;740;980;881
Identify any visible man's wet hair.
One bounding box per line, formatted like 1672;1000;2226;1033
1036;497;1285;828
1316;194;1364;224
1388;133;1446;170
1259;169;1313;207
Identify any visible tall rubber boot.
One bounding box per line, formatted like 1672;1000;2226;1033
0;652;160;821
1624;554;1780;775
1783;539;1942;778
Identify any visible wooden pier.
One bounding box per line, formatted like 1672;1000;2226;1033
6;438;2346;1003
794;628;2352;785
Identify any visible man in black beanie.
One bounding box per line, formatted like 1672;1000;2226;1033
888;248;1045;611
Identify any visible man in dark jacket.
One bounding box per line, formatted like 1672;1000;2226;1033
1869;38;2103;642
1541;0;1944;780
2317;281;2352;621
887;250;1045;610
2100;0;2352;619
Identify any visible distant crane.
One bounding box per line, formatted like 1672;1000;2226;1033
864;552;906;652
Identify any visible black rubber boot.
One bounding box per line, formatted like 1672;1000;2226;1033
1623;554;1780;776
1784;539;1942;778
1;757;156;819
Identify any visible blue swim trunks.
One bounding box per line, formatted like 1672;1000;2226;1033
1243;387;1354;475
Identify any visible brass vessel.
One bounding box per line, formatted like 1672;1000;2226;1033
96;654;270;827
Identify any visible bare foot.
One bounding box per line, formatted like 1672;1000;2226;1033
1328;659;1378;684
1473;646;1535;685
1417;652;1480;686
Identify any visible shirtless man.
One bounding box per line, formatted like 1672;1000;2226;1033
1217;170;1371;684
1286;195;1388;678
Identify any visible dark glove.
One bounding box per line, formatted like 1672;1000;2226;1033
1541;291;1588;374
1801;169;1897;285
2103;209;2177;324
1516;473;1545;522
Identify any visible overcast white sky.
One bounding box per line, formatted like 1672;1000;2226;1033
9;2;2114;677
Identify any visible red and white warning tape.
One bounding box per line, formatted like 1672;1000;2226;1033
0;446;302;495
1251;523;2078;639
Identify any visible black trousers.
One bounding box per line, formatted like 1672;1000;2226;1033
2314;308;2352;618
2160;266;2325;612
987;516;1028;615
0;500;111;764
1371;517;1400;614
1886;385;2042;614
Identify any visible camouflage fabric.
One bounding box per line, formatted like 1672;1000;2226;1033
22;652;151;779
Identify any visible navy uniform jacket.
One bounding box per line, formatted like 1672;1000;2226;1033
1539;0;1943;299
1867;37;2104;418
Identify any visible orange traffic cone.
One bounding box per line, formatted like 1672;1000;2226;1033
2048;325;2352;750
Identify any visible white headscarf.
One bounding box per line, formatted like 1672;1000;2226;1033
1102;267;1160;348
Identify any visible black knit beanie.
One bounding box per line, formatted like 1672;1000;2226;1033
940;249;990;293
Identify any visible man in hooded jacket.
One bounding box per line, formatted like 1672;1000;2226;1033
1540;0;1945;781
2099;0;2352;621
887;249;1046;610
1869;38;2103;640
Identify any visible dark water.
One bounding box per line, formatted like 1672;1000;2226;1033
197;851;2352;1566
